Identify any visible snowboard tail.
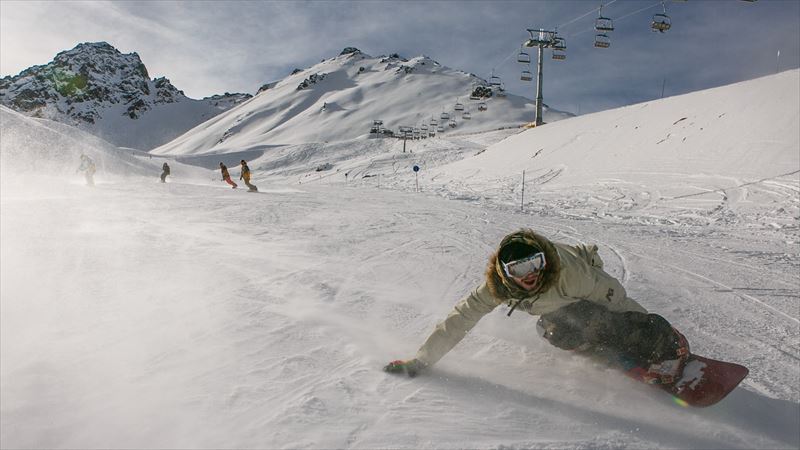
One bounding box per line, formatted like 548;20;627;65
625;354;748;407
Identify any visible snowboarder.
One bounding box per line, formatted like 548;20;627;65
219;162;237;189
76;154;96;186
160;162;170;183
384;229;688;382
240;160;258;192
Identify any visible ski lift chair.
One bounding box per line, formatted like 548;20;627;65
449;119;457;128
552;50;566;60
437;125;445;132
594;34;611;48
517;50;531;64
552;37;567;51
454;100;465;111
440;111;450;120
478;102;487;111
489;75;502;86
521;70;533;82
595;2;615;32
651;13;671;32
463;110;471;120
595;15;614;32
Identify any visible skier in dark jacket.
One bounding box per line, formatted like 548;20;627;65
76;154;96;186
240;160;258;192
160;162;170;183
219;162;237;189
385;229;688;383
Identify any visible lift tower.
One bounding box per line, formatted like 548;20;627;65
524;28;558;126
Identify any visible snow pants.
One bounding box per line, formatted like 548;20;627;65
242;173;257;191
160;171;168;183
538;300;684;367
224;176;237;188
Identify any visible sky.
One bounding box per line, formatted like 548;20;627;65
1;0;799;114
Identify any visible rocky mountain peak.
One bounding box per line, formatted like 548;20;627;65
339;47;361;56
0;42;252;149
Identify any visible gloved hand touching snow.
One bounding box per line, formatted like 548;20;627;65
383;359;425;377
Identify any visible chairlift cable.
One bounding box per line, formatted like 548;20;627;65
482;0;658;91
491;47;523;74
556;0;618;31
484;0;625;81
562;0;663;39
615;1;663;22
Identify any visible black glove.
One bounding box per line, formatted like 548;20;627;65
383;359;425;377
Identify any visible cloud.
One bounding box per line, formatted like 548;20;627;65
2;0;798;114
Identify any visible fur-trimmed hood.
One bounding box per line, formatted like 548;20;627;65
486;229;561;301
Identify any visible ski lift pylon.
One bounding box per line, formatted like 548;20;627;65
524;28;556;47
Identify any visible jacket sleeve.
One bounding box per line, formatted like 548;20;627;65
414;283;500;367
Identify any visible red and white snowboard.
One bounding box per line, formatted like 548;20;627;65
627;354;749;407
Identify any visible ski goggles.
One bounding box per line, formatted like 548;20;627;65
502;252;546;279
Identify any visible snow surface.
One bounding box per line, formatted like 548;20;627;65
151;51;572;156
1;70;799;449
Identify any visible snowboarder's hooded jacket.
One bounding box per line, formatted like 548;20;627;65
414;229;647;367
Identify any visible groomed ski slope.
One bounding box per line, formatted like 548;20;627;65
1;70;798;449
1;178;797;449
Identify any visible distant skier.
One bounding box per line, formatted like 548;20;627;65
240;159;258;192
76;154;96;186
219;162;237;189
160;162;170;183
385;229;689;383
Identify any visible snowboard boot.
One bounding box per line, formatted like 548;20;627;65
629;328;690;385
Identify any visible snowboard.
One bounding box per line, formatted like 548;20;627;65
625;354;749;407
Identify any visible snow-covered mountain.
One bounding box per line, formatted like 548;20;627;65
0;42;252;151
151;47;572;156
